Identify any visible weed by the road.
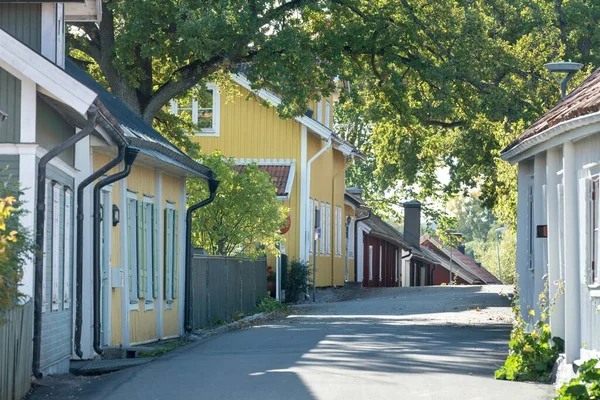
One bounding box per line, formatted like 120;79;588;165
555;358;600;399
256;296;287;313
138;340;192;358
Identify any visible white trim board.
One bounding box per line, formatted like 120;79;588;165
0;28;96;115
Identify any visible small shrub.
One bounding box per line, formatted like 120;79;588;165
232;311;245;322
555;359;600;399
495;282;561;382
284;259;310;303
256;296;286;313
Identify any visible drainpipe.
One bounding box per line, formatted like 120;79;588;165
304;136;332;273
330;155;353;286
33;106;98;379
401;248;413;287
74;144;127;358
92;148;139;355
185;178;220;333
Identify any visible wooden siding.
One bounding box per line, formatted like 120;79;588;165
161;173;182;338
37;97;76;166
192;86;302;265
0;4;41;52
0;302;33;400
0;67;21;144
0;155;19;183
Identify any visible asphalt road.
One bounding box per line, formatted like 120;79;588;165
33;285;554;400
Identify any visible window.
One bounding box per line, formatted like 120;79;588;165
63;188;72;309
317;100;323;123
320;201;326;255
526;179;534;271
170;83;220;136
347;217;355;259
335;206;342;257
590;177;599;285
326;203;331;255
557;183;565;282
127;193;139;307
308;198;314;253
164;202;179;305
51;182;61;311
368;245;373;281
325;100;331;128
142;197;158;310
42;179;50;313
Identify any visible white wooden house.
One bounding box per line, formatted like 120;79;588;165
501;68;600;367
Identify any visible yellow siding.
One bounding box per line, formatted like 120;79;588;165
192;86;302;263
162;173;183;338
126;163;158;344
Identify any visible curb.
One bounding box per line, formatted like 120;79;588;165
185;310;287;341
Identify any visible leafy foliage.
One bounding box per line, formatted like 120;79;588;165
495;285;561;382
556;359;600;400
284;259;310;303
188;152;287;258
256;296;287;313
0;182;33;322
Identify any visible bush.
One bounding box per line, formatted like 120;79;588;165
256;296;286;313
0;182;33;323
284;259;310;303
495;284;561;382
556;359;600;399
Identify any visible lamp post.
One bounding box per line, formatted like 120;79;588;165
544;62;583;99
495;227;506;283
446;231;463;286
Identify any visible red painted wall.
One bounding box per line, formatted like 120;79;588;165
433;266;470;285
362;235;400;288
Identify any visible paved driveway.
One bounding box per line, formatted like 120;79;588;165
33;286;554;400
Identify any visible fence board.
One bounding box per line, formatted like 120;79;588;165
190;256;266;330
0;301;33;400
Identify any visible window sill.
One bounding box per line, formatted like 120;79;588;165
194;129;219;137
129;301;139;311
144;300;154;311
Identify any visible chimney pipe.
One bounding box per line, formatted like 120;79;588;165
457;244;466;255
402;200;421;248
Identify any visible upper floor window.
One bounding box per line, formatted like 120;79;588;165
170;83;220;136
317;100;323;124
325;100;331;128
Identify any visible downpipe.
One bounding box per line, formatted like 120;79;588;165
92;148;139;355
33;106;98;379
184;178;220;333
74;144;127;358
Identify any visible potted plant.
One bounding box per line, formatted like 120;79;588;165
267;266;276;298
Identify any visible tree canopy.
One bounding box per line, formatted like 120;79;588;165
68;1;600;223
188;153;288;258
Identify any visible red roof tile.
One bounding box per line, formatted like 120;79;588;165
235;164;292;197
503;68;600;154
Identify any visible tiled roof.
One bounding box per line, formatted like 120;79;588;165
502;68;600;154
234;164;292;197
421;236;502;284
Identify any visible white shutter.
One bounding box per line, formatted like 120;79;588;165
128;198;138;304
557;183;565;281
526;181;534;271
42;179;50;313
579;177;592;284
368;245;373;281
164;207;173;302
51;183;61;311
320;202;326;255
326;203;331;255
63;189;72;309
308;198;313;253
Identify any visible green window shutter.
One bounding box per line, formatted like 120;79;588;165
137;200;147;298
128;199;136;301
164;208;173;300
173;209;179;299
152;204;159;298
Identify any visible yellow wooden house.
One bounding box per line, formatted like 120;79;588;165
172;75;363;287
65;61;215;356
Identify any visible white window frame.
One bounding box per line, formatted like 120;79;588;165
590;176;600;287
42;179;50;313
348;217;355;259
320;201;326;255
317;99;323;123
379;246;383;282
143;196;154;311
308;198;314;253
526;178;534;271
325;100;331;128
51;182;61;311
63;188;72;309
127;191;139;310
335;206;342;257
170;82;220;137
326;203;331;255
164;202;176;308
368;245;373;281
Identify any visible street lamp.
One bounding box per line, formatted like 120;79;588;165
446;231;463;286
495;227;506;283
544;62;583;99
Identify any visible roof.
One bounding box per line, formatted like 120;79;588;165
421;236;502;284
65;60;214;180
502;68;600;158
361;213;438;265
344;191;363;208
234;162;295;198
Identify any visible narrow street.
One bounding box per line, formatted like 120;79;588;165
32;286;553;400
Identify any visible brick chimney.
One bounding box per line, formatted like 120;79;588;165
457;244;466;255
403;201;421;247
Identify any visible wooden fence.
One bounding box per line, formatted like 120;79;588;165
0;301;33;400
189;255;267;330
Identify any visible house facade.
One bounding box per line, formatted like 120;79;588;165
180;76;362;287
501;68;600;365
0;1;214;376
420;235;502;285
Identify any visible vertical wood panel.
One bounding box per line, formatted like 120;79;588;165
0;68;21;143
